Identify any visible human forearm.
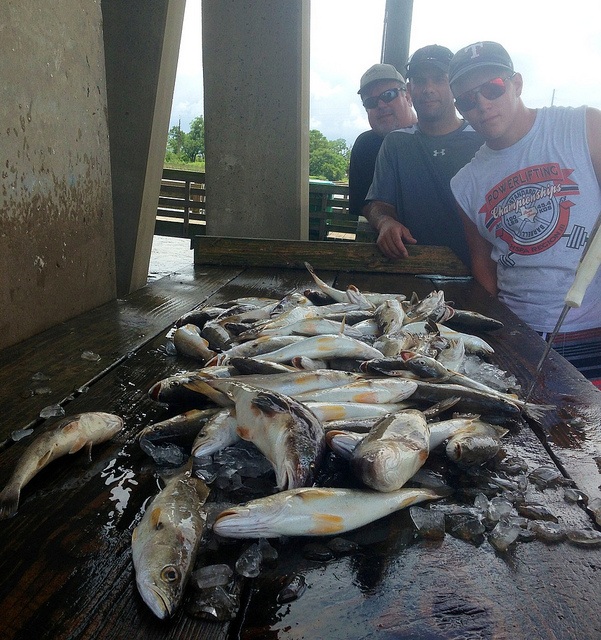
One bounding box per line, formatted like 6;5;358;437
364;201;417;259
460;210;498;296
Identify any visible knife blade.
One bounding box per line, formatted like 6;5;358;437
525;213;601;401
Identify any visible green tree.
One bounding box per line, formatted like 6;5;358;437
309;129;349;181
166;122;186;157
181;115;205;162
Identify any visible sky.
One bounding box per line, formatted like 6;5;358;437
170;0;601;147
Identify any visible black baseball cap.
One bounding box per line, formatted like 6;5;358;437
449;41;514;86
405;45;453;79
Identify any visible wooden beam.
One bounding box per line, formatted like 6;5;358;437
192;236;470;276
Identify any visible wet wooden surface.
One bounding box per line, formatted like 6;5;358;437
0;263;600;640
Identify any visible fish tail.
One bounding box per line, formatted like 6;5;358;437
523;402;555;422
0;485;21;520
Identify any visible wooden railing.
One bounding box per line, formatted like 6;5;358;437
154;169;368;241
155;168;207;238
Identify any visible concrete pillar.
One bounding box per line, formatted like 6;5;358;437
0;1;115;350
102;0;185;295
202;0;310;240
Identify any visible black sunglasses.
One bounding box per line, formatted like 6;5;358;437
454;75;515;112
362;87;405;110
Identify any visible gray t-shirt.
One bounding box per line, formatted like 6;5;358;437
367;122;483;267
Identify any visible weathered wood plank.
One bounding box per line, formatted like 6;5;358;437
0;266;242;438
2;266;600;640
192;237;471;276
0;267;330;640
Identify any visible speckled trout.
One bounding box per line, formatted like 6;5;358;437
132;466;210;619
351;409;430;492
0;412;123;519
213;486;442;538
206;380;325;490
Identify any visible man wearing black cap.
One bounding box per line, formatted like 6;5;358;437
364;45;483;266
348;63;416;219
449;41;601;386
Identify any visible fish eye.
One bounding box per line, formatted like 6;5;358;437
160;565;181;583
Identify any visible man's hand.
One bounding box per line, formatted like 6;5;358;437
364;201;417;259
375;216;417;259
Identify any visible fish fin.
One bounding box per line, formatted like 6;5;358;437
523;402;555;422
309;513;345;535
150;506;164;530
252;391;291;416
339;315;347;337
0;485;20;520
68;436;91;455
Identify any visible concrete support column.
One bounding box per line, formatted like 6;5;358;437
202;0;310;240
102;0;185;295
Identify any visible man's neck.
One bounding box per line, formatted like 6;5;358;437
418;115;464;137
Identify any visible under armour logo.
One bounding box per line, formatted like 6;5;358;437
464;42;485;59
433;149;446;157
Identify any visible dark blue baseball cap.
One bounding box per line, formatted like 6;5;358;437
405;45;453;78
449;41;514;86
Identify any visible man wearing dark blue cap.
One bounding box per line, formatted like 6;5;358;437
364;45;483;266
449;41;601;386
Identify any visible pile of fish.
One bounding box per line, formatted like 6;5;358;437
129;263;564;618
2;265;600;623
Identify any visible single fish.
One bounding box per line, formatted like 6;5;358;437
443;309;504;332
148;371;234;408
402;352;553;421
256;334;385;363
201;320;234;351
173;324;217;362
213;485;442;538
410;380;522;418
207;380;325;490
293;378;417;404
375;298;406;335
137;408;221;449
351;409;430;492
175;306;223;329
259;317;364;339
304;401;412;422
0;412;123;519
191;407;240;457
445;431;503;467
210;335;306;366
132;465;210;619
304;262;405;306
216;369;365;396
229;357;297;375
402;321;495;356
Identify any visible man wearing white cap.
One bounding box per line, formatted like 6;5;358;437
348;63;416;219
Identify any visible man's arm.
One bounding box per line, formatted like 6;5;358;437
364;201;417;259
459;208;498;296
586;107;601;189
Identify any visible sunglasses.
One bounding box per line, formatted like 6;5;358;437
454;75;515;112
362;87;405;110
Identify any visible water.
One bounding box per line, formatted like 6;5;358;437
148;236;194;282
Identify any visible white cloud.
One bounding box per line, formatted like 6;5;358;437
170;0;601;143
